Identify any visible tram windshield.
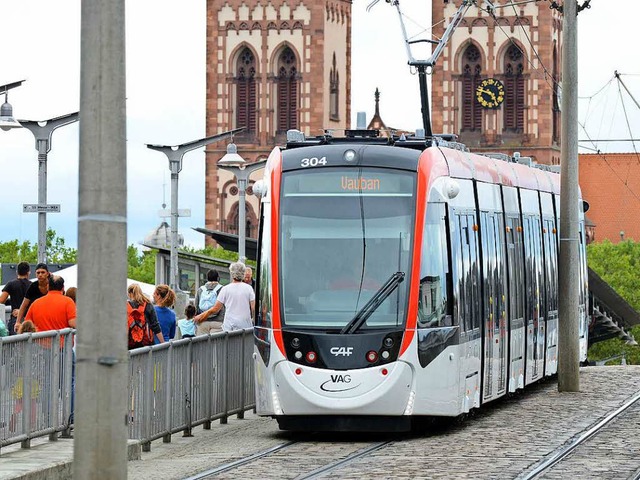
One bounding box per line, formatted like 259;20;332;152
279;167;415;330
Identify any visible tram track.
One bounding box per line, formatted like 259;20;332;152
517;389;640;480
183;441;298;479
294;440;393;480
182;436;396;479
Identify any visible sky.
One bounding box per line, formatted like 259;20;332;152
0;0;638;252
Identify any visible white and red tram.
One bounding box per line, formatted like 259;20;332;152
252;132;588;432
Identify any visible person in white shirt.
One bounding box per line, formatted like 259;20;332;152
194;262;255;332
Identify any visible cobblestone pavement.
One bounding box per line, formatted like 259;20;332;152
538;397;640;479
127;366;640;480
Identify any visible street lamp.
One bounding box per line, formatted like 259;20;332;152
218;143;265;263
19;112;79;264
0;80;25;131
146;128;242;291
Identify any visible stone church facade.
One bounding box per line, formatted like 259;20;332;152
431;1;563;165
204;0;352;240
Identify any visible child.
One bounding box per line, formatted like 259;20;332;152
17;320;37;334
177;304;197;339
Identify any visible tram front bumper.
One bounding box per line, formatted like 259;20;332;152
272;361;413;415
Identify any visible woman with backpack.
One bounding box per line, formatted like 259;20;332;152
194;269;225;335
127;284;164;349
153;284;176;343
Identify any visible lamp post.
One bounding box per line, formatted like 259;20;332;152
218;143;265;263
146;128;242;291
0;80;25;131
19;112;80;264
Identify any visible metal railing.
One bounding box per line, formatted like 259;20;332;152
0;328;255;453
128;329;255;450
0;329;75;450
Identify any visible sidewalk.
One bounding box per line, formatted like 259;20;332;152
0;435;141;480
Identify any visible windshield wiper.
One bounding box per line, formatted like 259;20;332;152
340;272;405;335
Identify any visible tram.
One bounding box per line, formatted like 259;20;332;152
252;130;589;432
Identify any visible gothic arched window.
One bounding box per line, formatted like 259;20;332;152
461;44;482;131
236;48;257;134
330;53;339;121
503;44;525;133
277;47;298;133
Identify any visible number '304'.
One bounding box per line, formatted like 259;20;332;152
300;157;327;167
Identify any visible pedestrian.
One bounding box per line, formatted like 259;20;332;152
15;263;50;333
153;284;176;343
21;275;76;332
17;320;37;334
194;262;255;332
243;266;256;291
127;283;164;349
176;304;197;339
0;261;31;336
65;287;77;304
194;269;225;335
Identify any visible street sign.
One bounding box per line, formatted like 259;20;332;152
23;204;61;213
158;209;191;218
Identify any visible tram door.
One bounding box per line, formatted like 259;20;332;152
541;191;559;376
503;187;525;392
520;190;545;385
477;183;508;403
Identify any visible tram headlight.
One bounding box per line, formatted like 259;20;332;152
344;149;357;162
403;390;416;415
383;337;394;348
381;350;390;360
291;337;301;349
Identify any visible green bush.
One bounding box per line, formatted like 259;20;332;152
587;240;640;364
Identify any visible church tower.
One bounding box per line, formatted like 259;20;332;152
431;1;562;165
204;0;352;240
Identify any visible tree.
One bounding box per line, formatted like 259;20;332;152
587;240;640;365
0;229;76;266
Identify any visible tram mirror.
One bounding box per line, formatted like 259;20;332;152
444;179;460;199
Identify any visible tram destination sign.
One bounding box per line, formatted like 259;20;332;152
23;204;61;213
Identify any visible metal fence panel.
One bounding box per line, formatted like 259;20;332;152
0;330;74;450
2;327;255;451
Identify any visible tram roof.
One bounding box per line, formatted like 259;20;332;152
283;129;562;194
434;146;561;194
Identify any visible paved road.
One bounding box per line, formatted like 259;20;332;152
1;366;638;479
123;366;640;480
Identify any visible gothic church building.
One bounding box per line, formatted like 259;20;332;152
204;0;351;239
431;1;562;166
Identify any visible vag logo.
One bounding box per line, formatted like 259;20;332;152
331;374;351;383
330;346;353;356
320;374;359;392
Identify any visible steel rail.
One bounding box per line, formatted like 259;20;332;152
518;390;640;480
182;441;297;479
296;440;393;480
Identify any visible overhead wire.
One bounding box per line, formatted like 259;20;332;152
614;75;640;165
579;122;640;204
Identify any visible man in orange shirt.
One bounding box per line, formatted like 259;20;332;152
23;275;76;331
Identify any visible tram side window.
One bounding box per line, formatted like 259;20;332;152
544;218;558;313
449;209;462;329
418;203;451;328
467;213;481;331
450;211;475;333
495;214;507;329
507;216;524;322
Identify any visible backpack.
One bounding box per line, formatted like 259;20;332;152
198;284;225;321
127;301;154;349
